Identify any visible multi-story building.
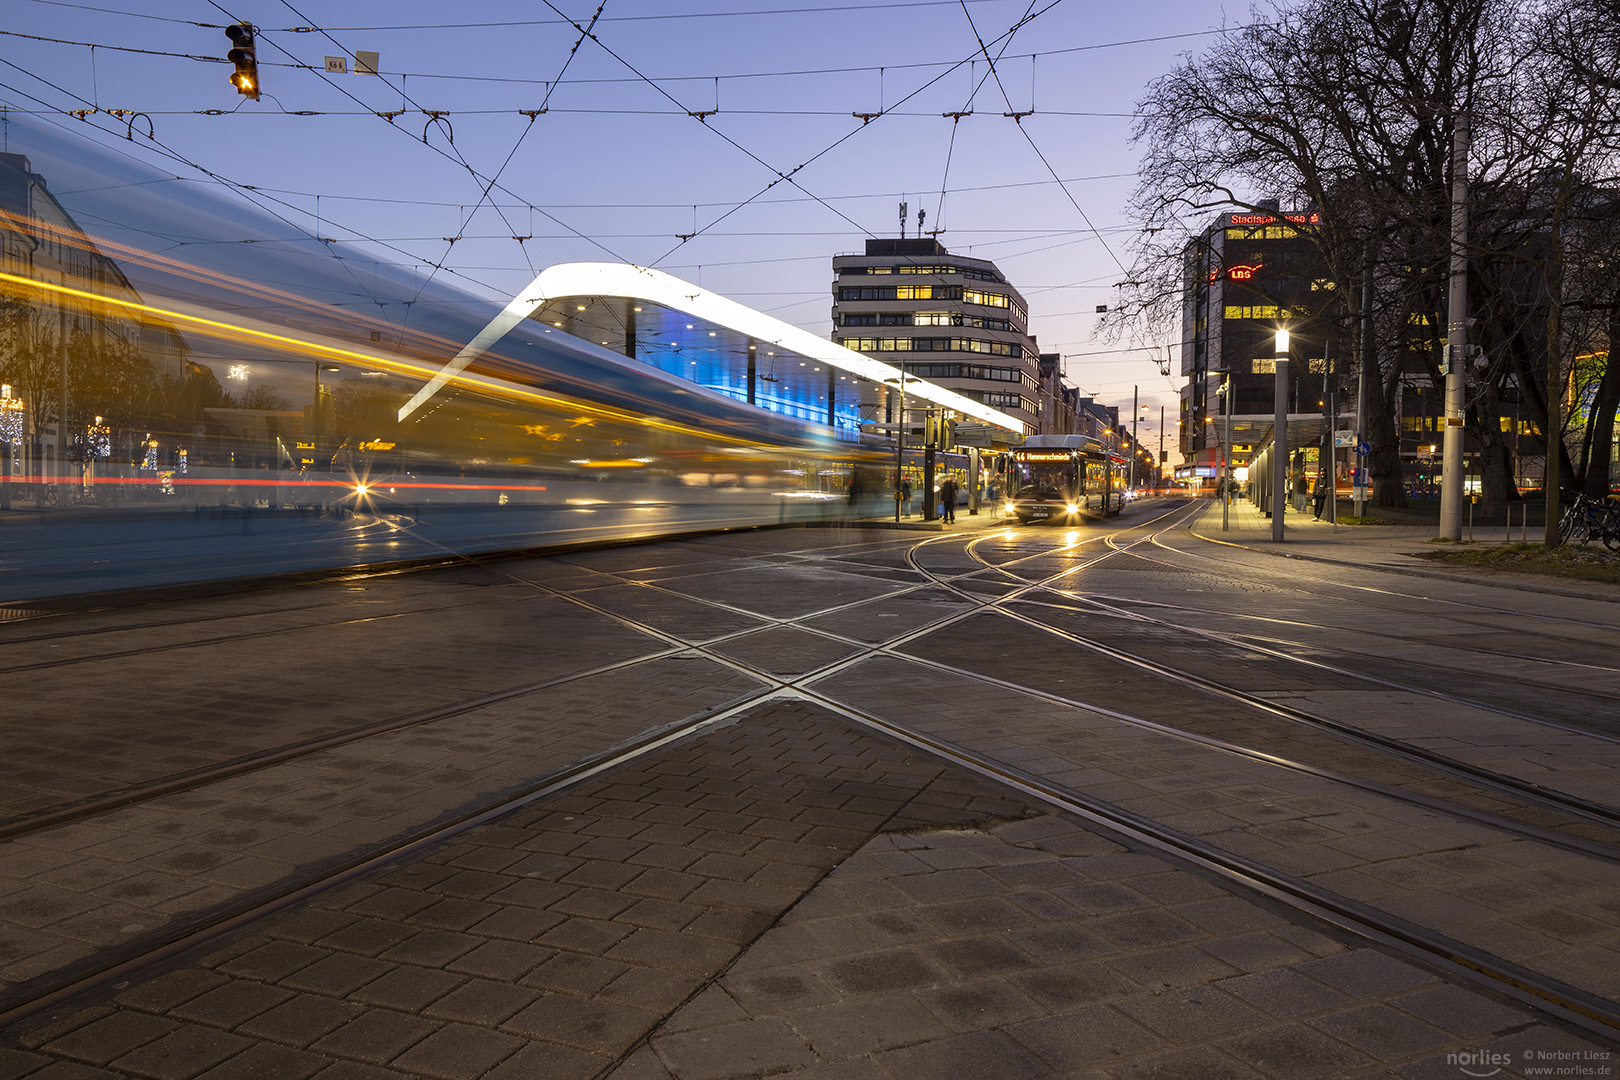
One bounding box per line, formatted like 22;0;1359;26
832;238;1041;440
1180;203;1333;486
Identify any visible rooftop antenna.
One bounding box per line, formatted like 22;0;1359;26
917;208;926;236
899;200;907;239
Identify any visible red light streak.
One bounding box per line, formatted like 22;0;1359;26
0;475;544;492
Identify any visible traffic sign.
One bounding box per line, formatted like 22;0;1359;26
1355;441;1370;456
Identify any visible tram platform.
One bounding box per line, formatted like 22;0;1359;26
2;511;1617;1079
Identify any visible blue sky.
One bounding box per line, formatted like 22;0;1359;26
3;0;1241;447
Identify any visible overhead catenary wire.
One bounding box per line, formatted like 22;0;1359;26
0;23;1230;94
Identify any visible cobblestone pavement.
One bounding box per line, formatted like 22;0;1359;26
2;507;1618;1077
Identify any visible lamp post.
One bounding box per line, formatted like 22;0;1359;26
1219;374;1232;532
1158;404;1165;492
1272;329;1289;542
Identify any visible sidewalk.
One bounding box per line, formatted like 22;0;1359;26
1179;497;1620;600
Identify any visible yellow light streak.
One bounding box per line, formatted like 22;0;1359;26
0;271;783;452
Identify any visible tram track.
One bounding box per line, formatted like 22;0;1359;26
5;513;1620;1048
941;527;1620;834
0;524;1137;1021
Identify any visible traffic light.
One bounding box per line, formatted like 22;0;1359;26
225;22;260;100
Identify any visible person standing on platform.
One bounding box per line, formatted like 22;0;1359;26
899;476;913;518
939;477;958;524
1312;472;1330;519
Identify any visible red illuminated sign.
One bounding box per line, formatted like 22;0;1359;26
1228;264;1263;280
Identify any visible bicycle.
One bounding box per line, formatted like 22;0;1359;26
1558;491;1620;551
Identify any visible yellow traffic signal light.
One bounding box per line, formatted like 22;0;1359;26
226;23;260;100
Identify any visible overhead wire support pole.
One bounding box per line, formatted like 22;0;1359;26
1357;245;1371;520
1221;375;1232;532
1273;330;1289;543
1440;110;1469;541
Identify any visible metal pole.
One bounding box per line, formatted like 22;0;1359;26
1129;385;1138;493
1439;110;1469;540
1356;248;1371;518
1273;331;1290;543
1158;404;1165;492
1329;373;1339;528
893;371;905;523
1221;375;1231;531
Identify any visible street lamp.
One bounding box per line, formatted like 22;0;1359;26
1217;374;1232;532
1272;328;1289;542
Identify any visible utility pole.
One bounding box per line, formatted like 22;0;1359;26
1272;330;1289;543
1158;404;1165;489
1129;385;1138;492
1220;375;1232;532
1439;110;1469;540
1356;254;1371;519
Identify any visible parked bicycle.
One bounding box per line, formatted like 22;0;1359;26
1557;491;1620;551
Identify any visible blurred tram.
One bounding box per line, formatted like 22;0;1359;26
0;117;902;600
1004;435;1125;524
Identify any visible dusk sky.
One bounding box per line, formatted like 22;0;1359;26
3;0;1248;449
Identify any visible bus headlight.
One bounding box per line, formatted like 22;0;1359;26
1066;503;1079;515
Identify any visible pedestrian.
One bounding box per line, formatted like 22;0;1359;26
899;476;913;517
1312;473;1329;519
939;477;958;524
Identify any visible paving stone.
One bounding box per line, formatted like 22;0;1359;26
347;966;465;1012
1294;949;1436;998
1005;1007;1162;1069
1306;1003;1452;1059
237;995;363;1045
42;1012;178;1066
169;982;295;1028
309;1010;439;1065
215;942;324;984
279;953;391;997
504;996;657;1056
388;1022;525;1080
653;1018;817;1080
822;949;944;995
521;952;630;996
1114;986;1268;1040
1106;1044;1256;1080
782;996;949;1058
1388;984;1532;1040
1217;1022;1376;1079
111;1024;253;1079
422;980;540;1025
192;1041;328;1080
1215;967;1352;1019
914;979;1043;1031
482;1039;611;1080
872;1030;1048;1080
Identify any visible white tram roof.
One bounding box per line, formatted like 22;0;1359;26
401;262;1027;435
